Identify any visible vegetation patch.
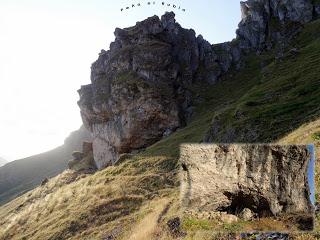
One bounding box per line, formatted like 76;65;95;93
312;132;320;141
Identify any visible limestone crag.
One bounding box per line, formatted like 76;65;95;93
78;12;240;169
237;0;316;50
78;0;319;169
180;144;313;218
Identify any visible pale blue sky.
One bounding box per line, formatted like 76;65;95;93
0;0;241;160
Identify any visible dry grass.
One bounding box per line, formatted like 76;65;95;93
0;155;179;240
290;234;320;240
242;218;293;232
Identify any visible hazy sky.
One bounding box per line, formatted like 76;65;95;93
0;0;241;160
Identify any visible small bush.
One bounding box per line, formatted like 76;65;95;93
312;132;320;141
182;218;213;231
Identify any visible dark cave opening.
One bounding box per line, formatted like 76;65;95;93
218;191;274;218
181;163;188;171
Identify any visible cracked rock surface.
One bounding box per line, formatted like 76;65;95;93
180;144;313;218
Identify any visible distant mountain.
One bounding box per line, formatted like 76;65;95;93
0;125;92;205
0;158;7;167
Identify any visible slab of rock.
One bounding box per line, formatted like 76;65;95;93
180;144;314;219
220;213;239;224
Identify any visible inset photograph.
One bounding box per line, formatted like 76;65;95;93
180;144;315;233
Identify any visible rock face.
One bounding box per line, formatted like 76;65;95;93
78;12;240;169
180;144;314;219
78;0;319;169
237;0;316;51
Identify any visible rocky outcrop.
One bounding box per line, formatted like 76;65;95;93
236;0;316;51
78;12;241;169
180;144;314;219
68;142;96;172
78;0;320;169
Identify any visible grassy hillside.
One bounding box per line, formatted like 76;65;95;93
0;126;91;206
0;19;320;240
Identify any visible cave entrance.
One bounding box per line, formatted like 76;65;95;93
218;191;273;218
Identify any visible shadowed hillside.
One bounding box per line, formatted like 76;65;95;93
0;158;7;168
0;126;91;206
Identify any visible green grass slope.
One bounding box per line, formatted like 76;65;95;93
0;19;320;240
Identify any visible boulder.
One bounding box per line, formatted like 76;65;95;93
220;213;239;224
41;178;49;186
68;151;96;172
68;142;96;172
166;217;186;238
239;208;255;221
